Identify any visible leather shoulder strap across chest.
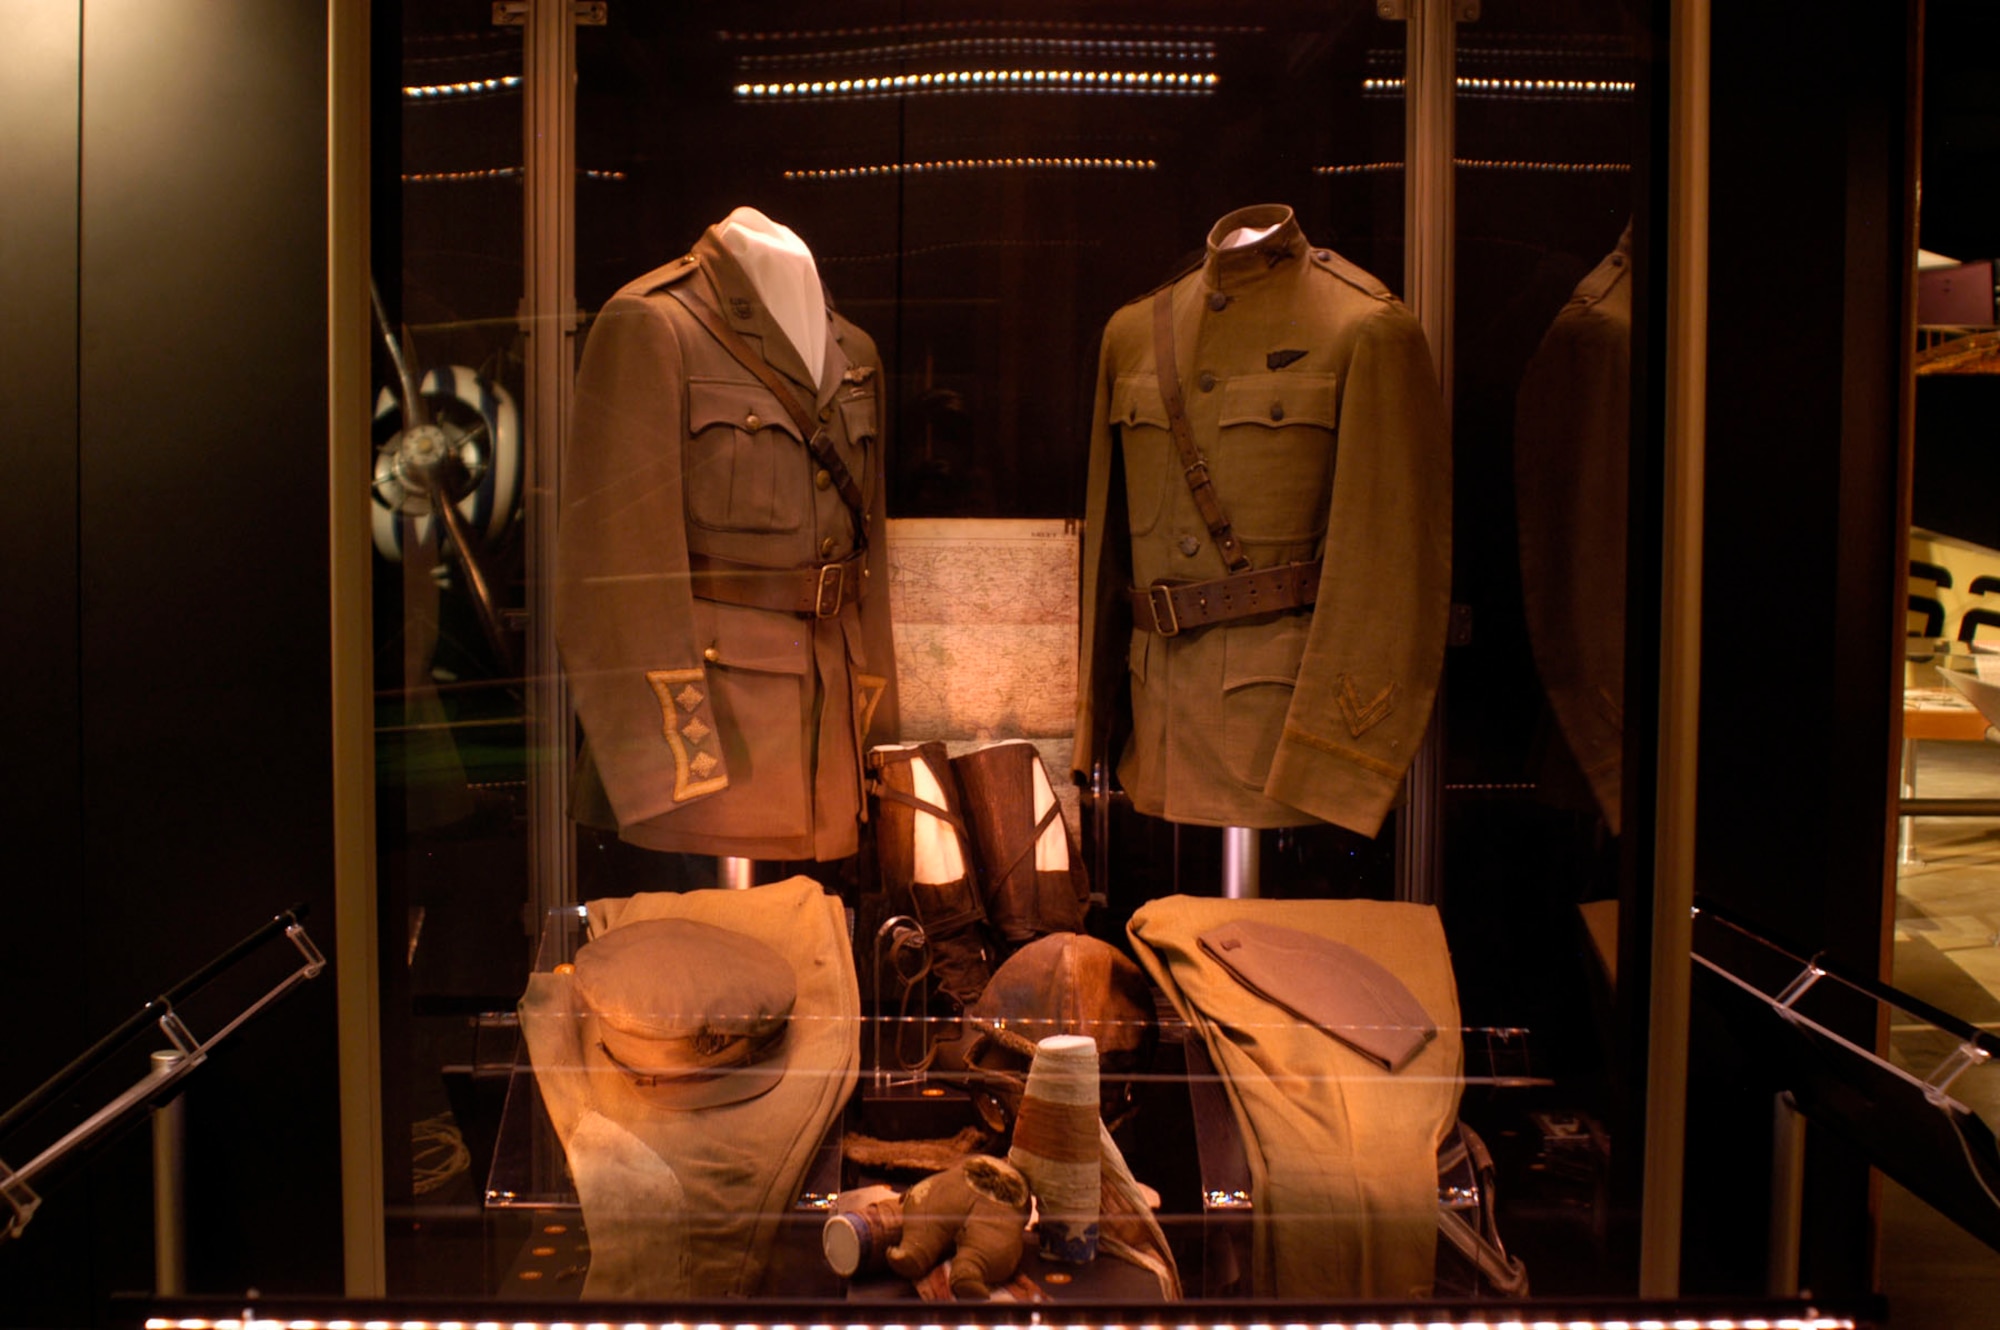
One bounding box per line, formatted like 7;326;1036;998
1151;285;1250;573
667;270;870;529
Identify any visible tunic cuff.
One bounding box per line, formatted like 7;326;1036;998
644;667;730;803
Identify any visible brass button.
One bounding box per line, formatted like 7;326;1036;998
1314;249;1331;261
1269;402;1285;422
818;405;833;422
702;646;720;663
819;536;837;558
815;469;832;490
744;413;762;431
1198;371;1216;393
1178;535;1201;557
1207;291;1228;312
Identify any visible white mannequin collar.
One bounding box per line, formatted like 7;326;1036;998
714;207;827;389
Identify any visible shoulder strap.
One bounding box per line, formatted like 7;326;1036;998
1151;286;1249;572
668;273;870;531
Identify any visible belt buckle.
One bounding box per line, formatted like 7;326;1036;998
1145;584;1181;637
814;563;845;618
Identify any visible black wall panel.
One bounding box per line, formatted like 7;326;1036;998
76;0;341;1301
0;2;92;1323
0;2;342;1320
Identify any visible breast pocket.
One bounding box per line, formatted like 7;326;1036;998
1111;373;1175;536
684;378;807;533
1213;372;1339;544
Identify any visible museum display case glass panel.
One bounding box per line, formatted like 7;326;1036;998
372;0;1660;1306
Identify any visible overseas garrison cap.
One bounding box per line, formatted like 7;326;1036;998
1197;919;1436;1071
573;917;797;1108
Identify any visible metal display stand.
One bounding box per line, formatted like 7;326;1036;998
0;906;325;1264
1692;902;2000;1283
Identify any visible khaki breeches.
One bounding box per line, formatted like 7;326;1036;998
520;877;859;1298
1127;896;1461;1299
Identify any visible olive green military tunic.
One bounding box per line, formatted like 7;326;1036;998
1074;205;1450;835
556;225;897;860
1515;224;1631;833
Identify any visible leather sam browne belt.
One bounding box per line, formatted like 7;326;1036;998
689;550;867;618
1130;558;1322;636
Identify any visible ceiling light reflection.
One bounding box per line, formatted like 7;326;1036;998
1361;75;1636;97
784;156;1157;182
403;75;522;100
736;69;1217;100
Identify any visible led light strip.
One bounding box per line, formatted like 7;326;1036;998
143;1317;1862;1330
1362;76;1636;96
739;37;1217;68
784;157;1157;181
1315;159;1631;176
737;70;1216;99
399;167;628;183
403;75;523;100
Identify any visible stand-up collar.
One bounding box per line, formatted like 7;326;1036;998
1202;204;1309;296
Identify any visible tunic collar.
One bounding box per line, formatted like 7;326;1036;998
690;225;849;411
1201;204;1309;296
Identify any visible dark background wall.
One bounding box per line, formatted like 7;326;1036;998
0;2;343;1322
1684;0;1916;1299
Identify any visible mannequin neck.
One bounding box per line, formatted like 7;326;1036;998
714;207;827;389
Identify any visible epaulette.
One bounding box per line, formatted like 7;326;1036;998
1566;245;1630;310
636;251;703;294
1307;246;1394;301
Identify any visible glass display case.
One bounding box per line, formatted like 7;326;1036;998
370;0;1657;1308
0;0;1942;1323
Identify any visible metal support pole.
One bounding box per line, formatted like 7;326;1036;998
1767;1092;1806;1296
1394;0;1457;907
1640;0;1711;1297
150;1050;186;1296
718;856;755;891
1220;827;1261;899
522;0;580;920
327;0;386;1296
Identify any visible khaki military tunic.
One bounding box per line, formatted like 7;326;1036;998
1515;226;1631;833
1075;205;1450;836
556;226;897;860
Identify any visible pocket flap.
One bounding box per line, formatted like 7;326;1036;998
1217;372;1338;430
693;598;811;675
1222;615;1310;690
837;388;878;444
688;378;805;442
1111;373;1170;429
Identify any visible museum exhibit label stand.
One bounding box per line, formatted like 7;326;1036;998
0;907;326;1290
1692;903;2000;1289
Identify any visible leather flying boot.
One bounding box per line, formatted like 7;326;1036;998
949;740;1089;950
868;743;995;1014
